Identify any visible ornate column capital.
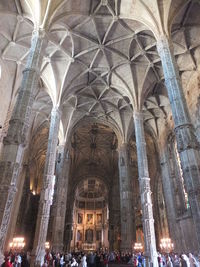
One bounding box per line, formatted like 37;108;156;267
156;34;174;54
51;105;61;116
117;142;128;151
32;28;46;39
133;110;144;120
117;142;130;167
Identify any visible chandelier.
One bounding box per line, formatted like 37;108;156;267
133;242;143;251
9;237;25;250
160;238;174;252
45;242;50;249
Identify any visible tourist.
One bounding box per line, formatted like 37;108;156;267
127;253;134;264
180;254;189;267
99;254;104;267
42;260;48;267
1;256;12;267
137;253;143;267
103;256;108;267
157;252;163;267
60;255;65;267
133;256;138;267
188;253;200;267
172;254;181;267
80;254;87;267
71;257;78;267
12;256;21;267
45;251;53;266
88;252;96;267
166;255;173;267
108;252;115;263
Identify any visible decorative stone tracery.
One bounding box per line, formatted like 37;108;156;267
157;35;200;249
118;143;134;252
134;111;158;267
0;29;46;265
51;146;70;252
32;107;61;266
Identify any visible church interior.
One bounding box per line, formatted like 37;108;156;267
0;0;200;266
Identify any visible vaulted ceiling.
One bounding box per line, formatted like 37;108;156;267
1;0;200;142
76;178;107;200
70;123;118;174
0;0;200;188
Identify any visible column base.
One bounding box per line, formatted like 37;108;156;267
152;255;159;267
0;251;5;267
144;249;158;267
31;248;45;267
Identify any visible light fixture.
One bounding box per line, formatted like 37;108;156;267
160;238;174;252
9;237;25;249
45;242;50;249
134;242;143;251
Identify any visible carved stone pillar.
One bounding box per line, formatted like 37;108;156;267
6;163;28;245
159;150;182;252
157;35;200;248
64;202;74;252
118;143;134;252
32;106;61;266
51;145;70;252
108;176;120;251
0;29;46;265
134;111;158;267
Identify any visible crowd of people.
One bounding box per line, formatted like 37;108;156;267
1;251;30;267
1;250;200;267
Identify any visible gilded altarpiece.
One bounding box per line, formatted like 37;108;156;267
71;207;109;251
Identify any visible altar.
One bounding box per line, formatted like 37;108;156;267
82;243;96;251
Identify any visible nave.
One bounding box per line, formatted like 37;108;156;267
0;0;200;266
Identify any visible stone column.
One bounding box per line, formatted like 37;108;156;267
32;106;61;266
6;163;28;245
64;202;74;252
159;150;182;252
134;111;158;267
108;175;121;251
51;146;70;252
16;168;31;236
109;146;120;251
157;35;200;248
0;29;46;265
118;143;134;252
